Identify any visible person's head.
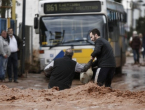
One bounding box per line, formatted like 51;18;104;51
89;28;100;42
64;48;74;58
139;33;143;38
133;31;138;37
8;28;13;36
1;30;7;39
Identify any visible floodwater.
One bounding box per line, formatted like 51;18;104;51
112;57;145;91
0;56;145;110
1;56;145;91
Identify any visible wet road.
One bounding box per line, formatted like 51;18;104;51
1;56;145;91
112;56;145;91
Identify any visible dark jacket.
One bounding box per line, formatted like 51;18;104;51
142;36;145;48
7;34;22;59
131;36;141;50
91;38;116;67
49;56;77;90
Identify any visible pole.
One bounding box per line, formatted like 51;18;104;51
127;1;129;31
21;0;26;75
131;0;133;29
12;0;16;20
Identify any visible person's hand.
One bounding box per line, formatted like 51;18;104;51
91;56;94;60
4;55;7;58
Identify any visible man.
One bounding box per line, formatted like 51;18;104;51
130;31;141;64
44;48;92;90
7;28;22;83
143;34;145;61
90;28;116;87
0;30;11;82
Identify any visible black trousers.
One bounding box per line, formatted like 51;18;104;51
96;67;115;87
7;52;18;81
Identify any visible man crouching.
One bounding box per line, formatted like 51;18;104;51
44;48;92;90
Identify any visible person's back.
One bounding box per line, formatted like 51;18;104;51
92;37;115;67
131;36;141;50
49;56;76;90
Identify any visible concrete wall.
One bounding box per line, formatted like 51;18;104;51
16;0;39;50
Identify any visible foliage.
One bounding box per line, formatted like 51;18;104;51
136;17;145;36
0;0;11;18
114;0;122;3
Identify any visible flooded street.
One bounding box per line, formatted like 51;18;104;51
0;56;145;91
0;56;145;110
112;57;145;91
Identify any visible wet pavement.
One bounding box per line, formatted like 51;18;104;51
1;56;145;91
112;56;145;91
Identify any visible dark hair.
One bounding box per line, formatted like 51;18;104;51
64;48;74;57
90;28;100;36
1;30;7;34
8;27;13;31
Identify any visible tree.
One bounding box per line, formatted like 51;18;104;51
136;17;145;35
0;0;11;18
114;0;122;3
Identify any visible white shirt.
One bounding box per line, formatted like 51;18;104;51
9;35;18;52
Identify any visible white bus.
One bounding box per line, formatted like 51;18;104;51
34;0;127;73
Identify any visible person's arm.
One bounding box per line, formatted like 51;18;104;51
75;59;93;72
91;41;102;58
44;61;54;76
15;35;22;51
0;38;7;58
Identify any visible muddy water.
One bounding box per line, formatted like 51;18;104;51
0;57;145;109
0;83;145;110
112;57;145;91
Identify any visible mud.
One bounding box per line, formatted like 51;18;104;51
0;82;145;110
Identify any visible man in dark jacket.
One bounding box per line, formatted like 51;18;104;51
90;28;116;87
130;31;141;64
7;28;22;83
44;48;92;90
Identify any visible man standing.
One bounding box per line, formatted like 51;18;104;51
44;48;92;90
0;30;11;82
130;31;141;64
7;28;22;83
90;28;116;87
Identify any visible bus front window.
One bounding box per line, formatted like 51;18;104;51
40;15;107;46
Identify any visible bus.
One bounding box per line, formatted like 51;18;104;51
34;0;127;73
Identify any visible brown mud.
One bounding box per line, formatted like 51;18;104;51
0;82;145;110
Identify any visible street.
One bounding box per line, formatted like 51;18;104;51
1;56;145;91
0;56;145;110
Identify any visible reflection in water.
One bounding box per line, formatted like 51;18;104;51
112;57;145;91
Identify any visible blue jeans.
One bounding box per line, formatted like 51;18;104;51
7;52;18;81
133;49;140;63
0;55;8;80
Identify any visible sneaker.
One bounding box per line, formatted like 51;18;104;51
14;80;19;83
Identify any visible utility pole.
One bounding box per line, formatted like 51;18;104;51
131;0;133;29
21;0;26;75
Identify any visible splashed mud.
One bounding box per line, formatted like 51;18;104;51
0;82;145;110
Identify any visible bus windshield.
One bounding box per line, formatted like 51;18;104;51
40;15;107;46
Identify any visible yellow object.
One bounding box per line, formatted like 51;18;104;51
42;42;48;45
12;0;16;20
7;18;11;28
64;48;93;64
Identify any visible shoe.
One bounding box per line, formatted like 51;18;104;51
14;80;19;83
